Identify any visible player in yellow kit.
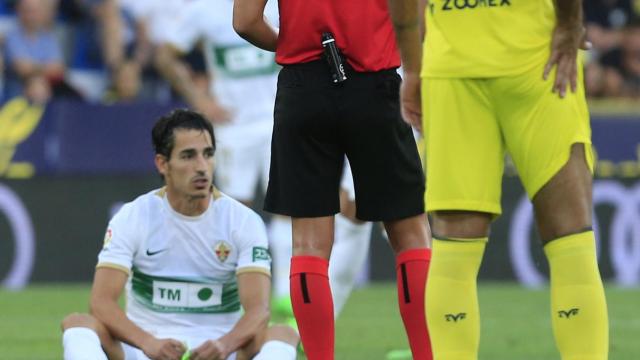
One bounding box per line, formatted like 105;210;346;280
389;0;609;359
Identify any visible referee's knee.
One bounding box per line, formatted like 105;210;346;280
384;214;431;253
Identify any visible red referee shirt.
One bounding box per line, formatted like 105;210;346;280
275;0;401;72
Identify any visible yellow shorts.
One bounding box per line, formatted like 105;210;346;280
422;63;592;216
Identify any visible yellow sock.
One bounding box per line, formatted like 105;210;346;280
544;231;609;360
426;237;486;360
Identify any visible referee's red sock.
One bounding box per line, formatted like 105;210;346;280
290;256;334;360
396;248;432;360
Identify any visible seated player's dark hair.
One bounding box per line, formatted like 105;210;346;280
152;109;215;159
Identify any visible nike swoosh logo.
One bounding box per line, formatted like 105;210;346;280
146;248;168;256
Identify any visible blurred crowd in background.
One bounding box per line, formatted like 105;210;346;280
0;0;639;105
586;0;640;99
0;0;209;105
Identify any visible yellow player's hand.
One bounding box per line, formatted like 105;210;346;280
400;72;423;133
543;25;591;98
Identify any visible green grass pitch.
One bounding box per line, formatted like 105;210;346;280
1;283;638;359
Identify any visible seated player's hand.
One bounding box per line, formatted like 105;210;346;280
543;25;591;99
188;339;229;360
141;336;186;360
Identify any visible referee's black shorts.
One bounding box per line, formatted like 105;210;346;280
264;60;425;222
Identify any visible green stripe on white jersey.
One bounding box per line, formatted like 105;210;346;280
131;267;240;314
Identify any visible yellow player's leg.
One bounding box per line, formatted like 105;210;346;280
421;77;503;359
544;231;608;360
494;55;592;202
422;77;504;216
534;146;608;360
497;62;608;359
426;237;486;360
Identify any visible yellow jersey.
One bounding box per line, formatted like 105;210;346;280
422;0;556;78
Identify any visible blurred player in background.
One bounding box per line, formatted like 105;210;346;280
390;0;609;358
154;0;373;322
60;109;298;360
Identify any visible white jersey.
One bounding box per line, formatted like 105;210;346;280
166;0;280;125
97;187;271;338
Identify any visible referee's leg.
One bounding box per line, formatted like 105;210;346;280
265;63;343;360
343;68;433;360
384;215;433;360
288;217;335;360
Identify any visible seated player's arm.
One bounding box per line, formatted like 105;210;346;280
90;267;185;359
190;271;271;359
232;0;278;52
220;272;271;349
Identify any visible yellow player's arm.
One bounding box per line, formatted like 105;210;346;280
553;0;583;30
388;0;423;76
217;271;271;354
233;0;278;52
388;0;426;131
545;0;587;97
420;0;428;40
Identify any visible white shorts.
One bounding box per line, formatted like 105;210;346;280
214;120;272;202
121;334;237;360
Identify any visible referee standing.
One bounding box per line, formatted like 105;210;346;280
234;1;433;359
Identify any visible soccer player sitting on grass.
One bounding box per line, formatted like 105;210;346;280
60;109;298;360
